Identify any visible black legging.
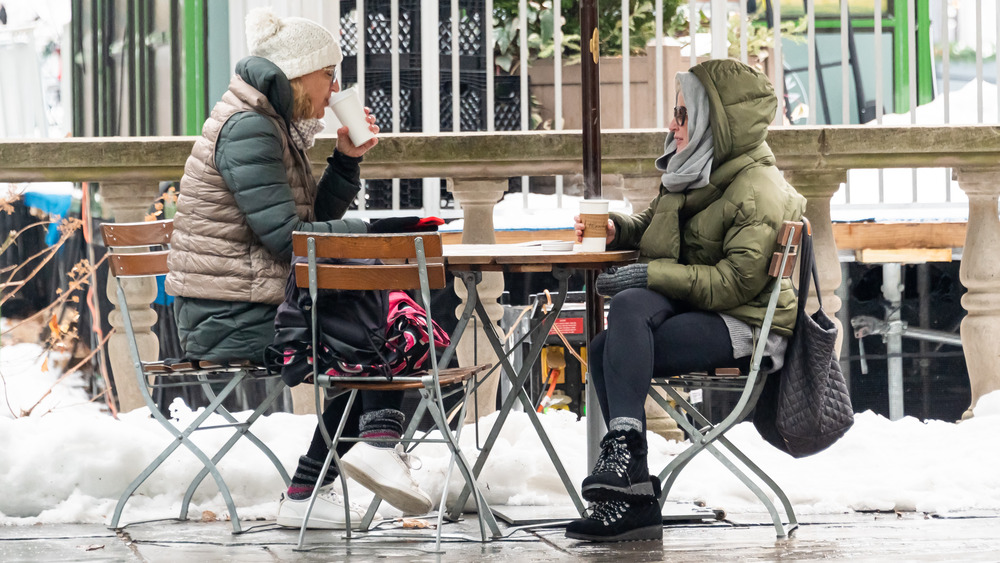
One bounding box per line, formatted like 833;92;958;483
588;288;747;430
304;390;404;461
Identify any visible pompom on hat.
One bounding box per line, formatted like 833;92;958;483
245;8;343;80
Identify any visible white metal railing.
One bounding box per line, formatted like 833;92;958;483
226;0;997;223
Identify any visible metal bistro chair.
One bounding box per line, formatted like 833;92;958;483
290;232;496;551
101;219;290;533
647;219;806;538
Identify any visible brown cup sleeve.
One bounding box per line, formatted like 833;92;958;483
580;213;608;236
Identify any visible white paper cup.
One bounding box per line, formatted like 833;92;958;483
579;199;610;252
329;86;375;147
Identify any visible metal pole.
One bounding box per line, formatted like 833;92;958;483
580;0;606;471
581;0;601;200
918;263;931;420
883;263;905;421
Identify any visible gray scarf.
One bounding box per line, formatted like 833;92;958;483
289;118;326;151
654;72;714;193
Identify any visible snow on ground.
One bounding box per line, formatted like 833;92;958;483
2;342;999;526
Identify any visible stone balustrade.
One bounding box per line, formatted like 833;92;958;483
2;125;998;421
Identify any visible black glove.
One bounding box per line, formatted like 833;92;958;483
368;216;443;233
595;263;649;297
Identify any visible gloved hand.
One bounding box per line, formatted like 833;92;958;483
368;216;444;233
595;263;649;297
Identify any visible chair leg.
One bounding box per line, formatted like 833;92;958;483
651;383;797;537
197;374;291;484
657;382;760;493
431;378;476;524
354;394;434;532
710;434;799;534
112;374;245;533
421;387;502;547
180;377;292;522
110;438;184;529
448;291;584;520
296;389;358;550
295;444;344;550
665;385;797;530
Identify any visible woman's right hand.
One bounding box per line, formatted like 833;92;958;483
574;214;616;246
336;107;380;157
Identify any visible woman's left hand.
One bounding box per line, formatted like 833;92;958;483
336;107;380;157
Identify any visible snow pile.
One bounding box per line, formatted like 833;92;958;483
0;343;96;419
2;342;999;525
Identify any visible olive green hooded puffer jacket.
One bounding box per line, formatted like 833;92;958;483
609;59;806;336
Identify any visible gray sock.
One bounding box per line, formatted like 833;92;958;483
287;455;337;500
609;416;643;434
359;408;405;449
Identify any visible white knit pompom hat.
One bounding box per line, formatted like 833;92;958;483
245;8;343;80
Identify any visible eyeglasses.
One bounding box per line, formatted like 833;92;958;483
330;66;341;86
673;106;687;127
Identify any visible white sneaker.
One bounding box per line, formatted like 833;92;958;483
275;488;382;530
340;443;434;516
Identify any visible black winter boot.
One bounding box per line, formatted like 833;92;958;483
582;429;654;501
565;477;663;542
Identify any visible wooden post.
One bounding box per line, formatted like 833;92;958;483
580;0;608;469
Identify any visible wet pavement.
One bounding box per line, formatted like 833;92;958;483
2;509;999;562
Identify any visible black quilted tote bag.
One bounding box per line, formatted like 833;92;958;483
773;225;854;457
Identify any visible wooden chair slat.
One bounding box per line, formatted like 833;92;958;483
110;251;169;277
294;262;447;291
327;365;489;391
777;220;804;246
292;232;444;260
768;249;799;278
101;220;173;247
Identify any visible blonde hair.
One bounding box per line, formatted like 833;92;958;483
289;78;314;121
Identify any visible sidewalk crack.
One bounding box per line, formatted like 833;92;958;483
114;528;148;562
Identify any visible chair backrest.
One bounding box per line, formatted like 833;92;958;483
290;232;446;291
100;220;174;278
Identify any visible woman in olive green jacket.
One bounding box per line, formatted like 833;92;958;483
566;59;806;542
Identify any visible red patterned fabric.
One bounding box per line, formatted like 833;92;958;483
282;291;449;379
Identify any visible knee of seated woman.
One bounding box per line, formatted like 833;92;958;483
607;287;666;314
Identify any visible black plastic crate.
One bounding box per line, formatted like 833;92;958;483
362;179;425;210
364;69;422;133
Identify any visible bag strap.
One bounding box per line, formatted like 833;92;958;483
796;218;824;313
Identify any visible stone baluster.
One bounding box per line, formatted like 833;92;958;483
783;169;847;355
953;167;1000;420
101;182;161;413
448;178;507;422
620;174;660;211
621;174;684;441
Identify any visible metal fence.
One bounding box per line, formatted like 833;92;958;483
228;0;998;221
